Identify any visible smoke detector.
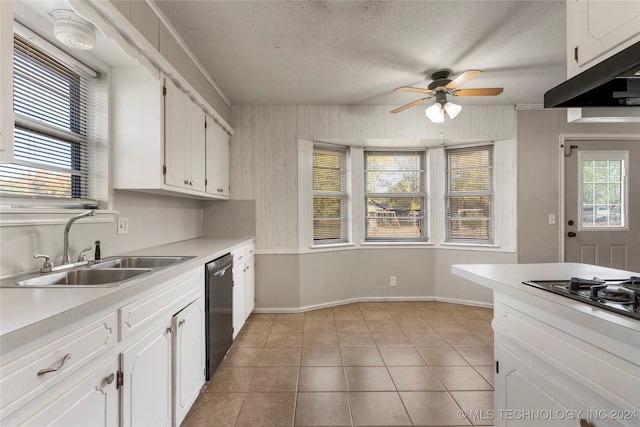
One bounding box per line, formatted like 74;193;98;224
52;9;95;50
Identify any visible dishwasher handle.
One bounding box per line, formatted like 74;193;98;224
213;267;230;277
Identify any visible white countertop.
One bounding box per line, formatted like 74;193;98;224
0;237;254;356
452;262;640;335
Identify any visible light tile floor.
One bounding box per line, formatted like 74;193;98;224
182;301;494;427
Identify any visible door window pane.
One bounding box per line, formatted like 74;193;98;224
580;154;626;228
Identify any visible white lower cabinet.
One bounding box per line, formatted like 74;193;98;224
172;296;205;426
120;318;173;427
0;264;216;426
232;242;255;338
493;293;638;427
3;358;119;426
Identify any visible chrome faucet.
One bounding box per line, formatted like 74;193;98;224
62;210;95;265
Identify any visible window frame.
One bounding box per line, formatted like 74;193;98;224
0;23;102;210
445;144;495;245
577;150;628;231
312;143;350;245
363;149;427;242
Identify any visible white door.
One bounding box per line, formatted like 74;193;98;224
121;319;173;427
164;79;188;189
564;140;640;273
188;103;206;192
173;297;205;426
205;119;229;197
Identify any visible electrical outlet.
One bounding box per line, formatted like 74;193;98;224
117;217;129;234
390;276;397;287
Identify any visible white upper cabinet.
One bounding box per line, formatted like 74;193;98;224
164;78;206;193
567;0;640;77
112;67;226;200
205;116;230;199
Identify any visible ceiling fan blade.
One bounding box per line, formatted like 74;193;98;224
390;97;431;114
445;70;482;89
395;86;434;95
453;88;504;96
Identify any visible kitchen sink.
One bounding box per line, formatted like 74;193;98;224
92;256;194;269
12;268;152;288
0;255;194;288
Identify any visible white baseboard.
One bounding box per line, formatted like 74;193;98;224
253;296;492;314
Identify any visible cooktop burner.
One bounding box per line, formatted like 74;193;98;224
523;277;640;320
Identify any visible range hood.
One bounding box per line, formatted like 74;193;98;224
544;41;640;108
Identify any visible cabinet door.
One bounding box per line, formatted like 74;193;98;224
572;0;640;71
121;319;172;427
232;250;246;338
205;119;230;198
245;254;255;318
15;359;119;427
173;297;205;426
496;347;595;427
164;78;189;189
188;102;206;192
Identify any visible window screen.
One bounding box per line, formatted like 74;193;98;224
445;145;494;243
313;144;349;243
0;34;98;204
365;150;426;241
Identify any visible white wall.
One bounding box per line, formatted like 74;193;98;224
517;109;640;263
0;190;203;276
226;104;518;310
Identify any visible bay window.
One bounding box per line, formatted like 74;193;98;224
312;143;349;244
364;150;426;241
445;145;494;243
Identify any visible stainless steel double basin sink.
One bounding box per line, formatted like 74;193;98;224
0;256;194;288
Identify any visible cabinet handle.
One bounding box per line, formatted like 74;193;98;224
165;326;173;335
184;180;188;185
178;319;186;328
37;353;71;376
105;373;115;385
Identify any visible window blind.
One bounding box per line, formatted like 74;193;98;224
0;34;98;205
313;144;349;243
445;145;494;243
364;150;426;241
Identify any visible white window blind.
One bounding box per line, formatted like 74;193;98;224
0;34;98;206
313;144;349;243
446;145;494;243
365;150;426;241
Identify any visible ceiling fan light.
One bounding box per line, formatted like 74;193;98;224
425;103;445;123
444;101;462;119
52;10;96;50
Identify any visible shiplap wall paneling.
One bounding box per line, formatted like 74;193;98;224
297;105;341;141
250;105;298;250
230;105;254;200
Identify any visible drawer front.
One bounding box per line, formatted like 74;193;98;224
0;312;117;417
119;271;203;340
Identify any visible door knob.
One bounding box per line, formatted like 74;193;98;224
568;220;574;226
567;231;577;237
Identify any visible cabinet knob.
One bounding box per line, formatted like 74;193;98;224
37;353;71;376
105;373;115;385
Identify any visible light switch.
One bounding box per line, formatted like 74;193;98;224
548;214;556;225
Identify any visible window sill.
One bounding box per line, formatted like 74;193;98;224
0;209;117;227
439;242;501;250
310;243;356;250
360;241;434;248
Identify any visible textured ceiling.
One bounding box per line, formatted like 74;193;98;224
154;0;567;107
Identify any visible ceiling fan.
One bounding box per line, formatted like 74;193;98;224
391;70;503;122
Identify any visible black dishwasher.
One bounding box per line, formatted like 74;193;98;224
205;253;233;380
